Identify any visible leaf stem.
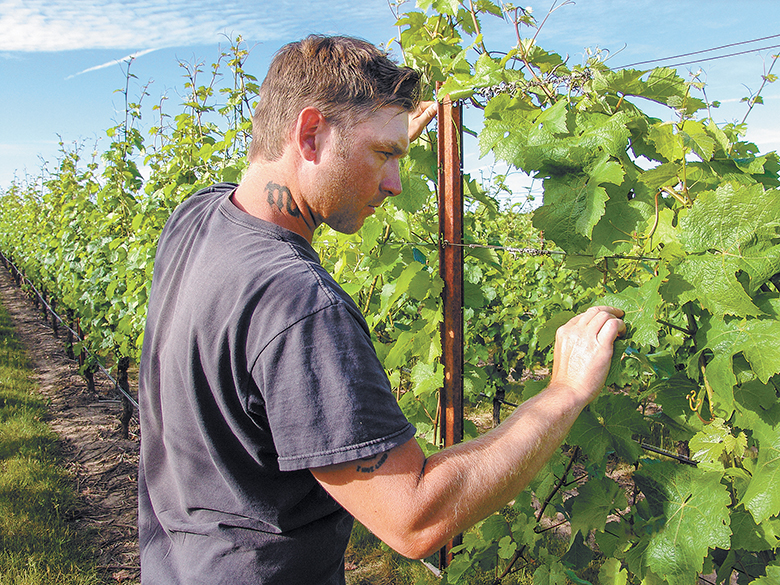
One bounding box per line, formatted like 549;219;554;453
741;53;779;126
497;545;526;580
535;446;579;523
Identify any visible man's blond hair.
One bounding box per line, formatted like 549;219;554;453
248;35;421;162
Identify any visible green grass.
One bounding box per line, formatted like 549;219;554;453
0;306;103;584
345;522;443;585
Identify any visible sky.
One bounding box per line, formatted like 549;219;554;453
1;0;779;197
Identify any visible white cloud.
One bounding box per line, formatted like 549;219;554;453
0;0;392;52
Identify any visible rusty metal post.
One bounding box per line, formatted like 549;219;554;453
437;88;464;569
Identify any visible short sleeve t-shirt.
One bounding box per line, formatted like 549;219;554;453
138;183;416;584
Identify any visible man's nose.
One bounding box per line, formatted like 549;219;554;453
381;159;402;197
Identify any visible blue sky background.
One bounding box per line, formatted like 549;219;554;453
1;0;778;196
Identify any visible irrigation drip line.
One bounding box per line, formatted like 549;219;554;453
0;251;139;412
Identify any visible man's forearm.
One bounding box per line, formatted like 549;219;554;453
312;306;625;559
395;381;588;558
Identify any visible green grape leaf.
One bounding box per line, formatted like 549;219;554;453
674;183;780;302
593;67;688;105
590;156;625;187
730;506;780;552
753;566;780;585
706;119;731;154
680;183;780;256
696;315;780;387
575;111;633;158
410;360;443;398
603;269;665;348
533;560;568;585
595;521;633;558
533;174;607;250
444;554;473;583
397;172;433;212
536;98;569;134
570;476;628;536
681;120;715;161
498;535;517;559
638;162;682;189
634;460;731;585
640;67;689;104
484;109;630;175
569;393;648;464
687;418;744;467
480;513;511;542
598;557;628;585
378;263;424;320
417;0;459;15
740;420;780;523
590;189;654;258
438;52;505;98
647;373;701;437
592;67;687;106
675;254;762;318
561;532;594;570
648;122;683;162
734;379;780;427
741;243;780;294
510;507;540;550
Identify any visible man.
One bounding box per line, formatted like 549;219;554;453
138;35;625;584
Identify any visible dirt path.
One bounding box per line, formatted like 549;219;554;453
0;267;140;584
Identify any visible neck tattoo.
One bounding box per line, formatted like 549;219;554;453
265;181;301;218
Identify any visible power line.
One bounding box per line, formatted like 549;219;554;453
663;43;780;70
616;32;780;70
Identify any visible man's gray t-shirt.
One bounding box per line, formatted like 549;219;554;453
138;183;415;584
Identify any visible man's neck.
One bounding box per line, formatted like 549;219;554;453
232;160;319;243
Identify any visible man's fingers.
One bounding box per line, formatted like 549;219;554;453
584;305;625;320
563;306;624;332
408;101;437;142
582;307;626;343
596;315;626;345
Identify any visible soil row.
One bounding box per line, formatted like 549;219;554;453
0;268;140;584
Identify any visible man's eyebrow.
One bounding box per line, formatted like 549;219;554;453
377;141;408;157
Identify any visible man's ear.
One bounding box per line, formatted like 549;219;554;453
296;107;327;162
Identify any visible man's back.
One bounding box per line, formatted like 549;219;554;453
138;183;414;583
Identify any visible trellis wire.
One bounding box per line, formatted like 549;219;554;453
443;240;662;262
385;238;662;263
478;393;699;466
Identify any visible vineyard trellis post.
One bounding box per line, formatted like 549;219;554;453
437;88;464;569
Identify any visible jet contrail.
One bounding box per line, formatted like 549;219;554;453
65;48;158;80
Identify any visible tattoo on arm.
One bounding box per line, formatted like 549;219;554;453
266;181;301;218
355;452;389;474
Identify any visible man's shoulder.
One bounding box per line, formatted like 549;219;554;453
250;240;361;321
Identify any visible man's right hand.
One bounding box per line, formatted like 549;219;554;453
550;305;626;406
